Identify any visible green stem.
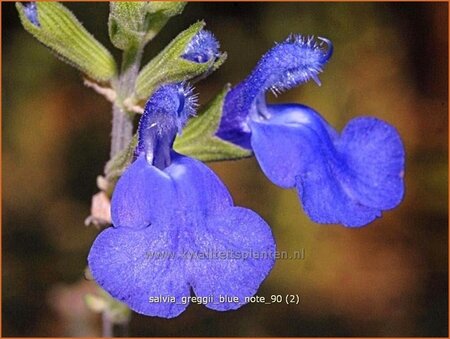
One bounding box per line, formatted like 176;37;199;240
110;46;143;158
110;104;133;158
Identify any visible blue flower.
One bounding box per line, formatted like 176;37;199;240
23;2;40;27
217;35;405;227
182;29;221;63
88;84;275;318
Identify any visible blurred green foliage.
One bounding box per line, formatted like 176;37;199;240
2;2;448;337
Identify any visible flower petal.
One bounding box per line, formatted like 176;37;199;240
95;151;275;317
88;226;190;318
188;207;276;311
166;153;275;310
337;117;405;210
166;152;233;215
250;104;336;188
295;157;382;227
111;155;176;229
250;104;404;227
216;82;254;150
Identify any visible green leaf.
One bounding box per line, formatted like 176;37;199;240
132;21;227;104
147;2;187;18
108;2;186;50
16;2;117;83
174;85;252;162
144;2;187;42
108;3;145;50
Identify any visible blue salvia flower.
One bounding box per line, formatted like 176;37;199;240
182;29;221;63
88;83;275;318
217;35;405;227
23;2;40;27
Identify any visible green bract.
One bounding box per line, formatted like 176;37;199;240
174;86;251;161
16;2;117;83
132;21;227;104
143;1;187;41
108;2;186;51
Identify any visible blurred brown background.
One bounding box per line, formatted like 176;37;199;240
2;2;448;337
